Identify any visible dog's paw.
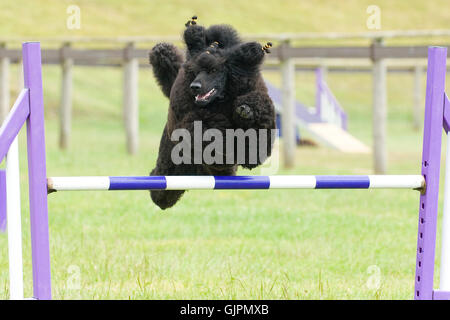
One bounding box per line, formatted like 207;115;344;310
184;25;205;41
229;42;265;67
235;104;254;120
184;16;203;40
149;43;181;67
243;42;265;58
185;15;198;27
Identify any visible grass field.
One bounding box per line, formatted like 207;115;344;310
1;0;450;39
0;0;450;299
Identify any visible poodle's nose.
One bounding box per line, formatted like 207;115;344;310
190;81;202;92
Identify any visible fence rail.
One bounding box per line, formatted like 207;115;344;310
1;44;449;63
2;29;450;43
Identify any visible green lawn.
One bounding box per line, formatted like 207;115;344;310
1;0;450;45
1;0;450;300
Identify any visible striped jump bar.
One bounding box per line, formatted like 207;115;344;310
47;175;425;192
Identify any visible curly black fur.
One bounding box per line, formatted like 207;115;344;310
148;19;276;209
149;43;184;98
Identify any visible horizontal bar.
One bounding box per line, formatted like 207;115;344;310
275;46;372;59
3;29;450;44
47;175;425;192
3;45;450;66
0;89;30;162
444;93;450;133
433;290;450;300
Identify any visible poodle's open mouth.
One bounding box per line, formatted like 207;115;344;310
195;88;216;105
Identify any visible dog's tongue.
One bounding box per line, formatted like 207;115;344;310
196;88;215;101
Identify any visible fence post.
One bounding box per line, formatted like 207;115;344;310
280;41;296;168
59;43;73;149
413;65;423;131
371;39;387;174
0;43;10;123
123;42;139;155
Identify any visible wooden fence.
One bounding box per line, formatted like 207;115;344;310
0;34;450;173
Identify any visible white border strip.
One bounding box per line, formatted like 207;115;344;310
6;137;24;300
440;137;450;291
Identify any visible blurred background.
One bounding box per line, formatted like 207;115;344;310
0;0;449;299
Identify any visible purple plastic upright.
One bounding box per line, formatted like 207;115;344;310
414;46;447;300
315;67;322;118
315;67;347;130
23;42;52;300
0;170;6;232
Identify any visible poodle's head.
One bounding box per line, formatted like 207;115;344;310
185;48;227;107
184;42;268;107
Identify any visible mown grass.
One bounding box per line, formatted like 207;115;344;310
1;0;450;46
1;0;450;300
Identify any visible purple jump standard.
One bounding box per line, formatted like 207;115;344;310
0;170;6;232
415;46;449;300
24;43;52;300
0;43;51;300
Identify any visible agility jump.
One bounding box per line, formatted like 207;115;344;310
0;43;449;300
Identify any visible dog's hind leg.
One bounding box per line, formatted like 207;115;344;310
149;125;185;209
149;43;184;98
149;178;185;210
149;124;207;209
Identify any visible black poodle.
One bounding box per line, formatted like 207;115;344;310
148;17;276;209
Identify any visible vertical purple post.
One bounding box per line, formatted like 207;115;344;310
415;46;447;300
315;67;322;117
22;42;52;300
342;113;348;131
0;169;6;232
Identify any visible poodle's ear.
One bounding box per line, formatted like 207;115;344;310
226;42;268;71
183;16;207;58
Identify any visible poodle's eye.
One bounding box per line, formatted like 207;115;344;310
210;68;217;73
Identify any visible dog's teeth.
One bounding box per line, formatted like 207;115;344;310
195;88;216;103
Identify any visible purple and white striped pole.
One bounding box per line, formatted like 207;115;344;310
47;175;425;191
